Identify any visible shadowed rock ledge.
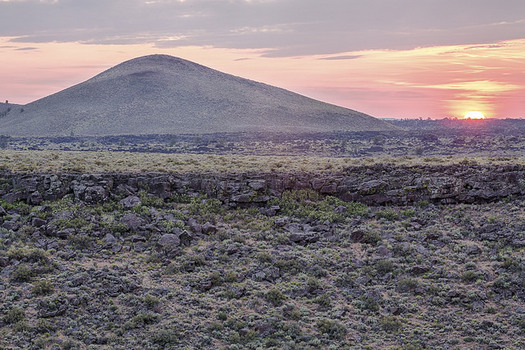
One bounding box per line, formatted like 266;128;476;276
1;164;523;207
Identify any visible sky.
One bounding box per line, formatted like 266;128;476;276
0;0;524;119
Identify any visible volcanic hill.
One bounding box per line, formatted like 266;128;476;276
0;55;395;136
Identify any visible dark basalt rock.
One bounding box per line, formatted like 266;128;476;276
0;165;522;212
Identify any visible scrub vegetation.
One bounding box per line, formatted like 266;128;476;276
0;171;524;349
1;120;524;349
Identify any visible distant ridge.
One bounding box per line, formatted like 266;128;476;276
0;54;396;136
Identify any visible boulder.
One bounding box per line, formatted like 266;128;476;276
157;233;181;250
119;195;141;210
120;213;143;231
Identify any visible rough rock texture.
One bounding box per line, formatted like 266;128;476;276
1;166;524;349
0;164;523;207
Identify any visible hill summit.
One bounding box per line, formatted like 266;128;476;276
0;55;395;136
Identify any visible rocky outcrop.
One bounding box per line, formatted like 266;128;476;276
0;164;523;207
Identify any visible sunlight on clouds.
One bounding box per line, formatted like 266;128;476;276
315;39;525;118
423;80;520;93
1;35;524;118
230;25;290;34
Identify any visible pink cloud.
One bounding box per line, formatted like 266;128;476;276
1;37;524;119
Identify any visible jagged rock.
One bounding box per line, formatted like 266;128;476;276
127;235;146;242
53;210;74;221
510;239;525;248
274;217;289;227
29;191;43;205
84;186;109;203
0;165;524;209
104;233;118;245
119;195;141;209
289;232;319;245
253;266;280;282
187;218;202;234
55;228;76;239
283;223;301;233
178;230;194;246
38;304;68;318
157;233;180;250
248;180;266;191
350;230;365;243
1;221;20;231
226;244;238;255
31;217;47;227
358;180;387;195
409;265;430;275
320;182;338;194
464;244;482;255
410;222;422;230
2;191;26;203
375;245;393;258
111;244;122;253
120;213;142;231
201;222;217;235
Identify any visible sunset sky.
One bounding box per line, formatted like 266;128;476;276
0;0;524;119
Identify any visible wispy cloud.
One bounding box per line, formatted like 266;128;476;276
319;55;363;61
1;0;525;56
0;1;524;118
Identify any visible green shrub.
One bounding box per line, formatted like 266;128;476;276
32;280;54;296
10;264;33;282
132;205;151;216
314;294;332;309
380;316;403;332
100;200;123;213
257;251;273;263
68;234;91;249
317;319;347;340
359;295;380;312
375;209;399;221
362;231;382;245
0;199;30;215
144;294;160;308
138;191;165;207
275;258;304;275
265;288;287;306
375;259;394;275
108;222;129;233
271;189;368;222
54;217;89;230
397;278;419;292
224;271;238;283
461;270;478;283
152;327;182;346
126;312;160;329
5;307;25;324
170;193;193;204
6;246;47;262
402;209;416;217
188;197;224;215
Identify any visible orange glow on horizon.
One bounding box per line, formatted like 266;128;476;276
464;111;486;120
1;37;525;119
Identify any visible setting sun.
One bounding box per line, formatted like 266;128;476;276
464;111;486;120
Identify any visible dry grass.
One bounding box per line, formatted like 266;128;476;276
0;150;524;174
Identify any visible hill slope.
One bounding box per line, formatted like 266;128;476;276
0;55;395;136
